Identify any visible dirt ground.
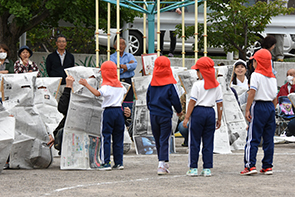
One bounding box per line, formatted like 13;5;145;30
1;138;295;197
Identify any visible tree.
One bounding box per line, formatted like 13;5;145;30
0;0;139;61
175;0;294;60
28;27;98;54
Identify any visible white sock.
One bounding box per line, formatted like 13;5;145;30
158;161;165;168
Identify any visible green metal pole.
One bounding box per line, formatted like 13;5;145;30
147;4;155;54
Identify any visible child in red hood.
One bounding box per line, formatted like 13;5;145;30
146;56;182;175
79;61;126;171
240;49;277;176
183;56;223;177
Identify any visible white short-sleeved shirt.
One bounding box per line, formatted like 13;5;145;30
231;77;248;89
250;72;277;101
98;85;127;108
190;80;223;107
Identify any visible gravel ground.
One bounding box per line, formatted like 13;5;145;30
1;138;295;197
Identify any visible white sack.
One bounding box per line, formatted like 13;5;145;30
0;106;15;173
2;73;52;169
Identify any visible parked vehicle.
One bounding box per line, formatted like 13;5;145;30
99;4;295;58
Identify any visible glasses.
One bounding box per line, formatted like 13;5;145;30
57;40;66;43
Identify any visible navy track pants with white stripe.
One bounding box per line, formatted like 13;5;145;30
189;106;215;169
100;107;125;165
244;101;276;169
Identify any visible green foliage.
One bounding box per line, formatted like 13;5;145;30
75;56;95;67
27;27;97;54
0;0;140;61
175;0;295;60
75;56;106;67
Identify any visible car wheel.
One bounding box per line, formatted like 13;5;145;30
129;31;143;56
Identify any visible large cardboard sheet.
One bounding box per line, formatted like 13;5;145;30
60;66;132;170
132;75;178;154
0;106;15;173
61;67;102;170
178;69;198;96
35;77;63;156
8;105;52;168
171;67;187;96
2;72;37;110
222;90;247;150
2;73;53;169
64;66;101;97
216;65;233;91
132;76;156;155
213;116;231;154
217;66;247;151
64;94;103;136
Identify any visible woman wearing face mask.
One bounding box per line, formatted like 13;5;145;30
14;45;39;74
277;68;295;100
277;69;295;137
0;44;14;74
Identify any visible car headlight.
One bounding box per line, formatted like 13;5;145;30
291;34;295;42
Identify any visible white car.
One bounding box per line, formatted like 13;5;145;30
98;4;295;57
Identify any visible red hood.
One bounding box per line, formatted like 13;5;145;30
191;57;219;90
250;49;275;78
101;61;123;87
150;56;177;86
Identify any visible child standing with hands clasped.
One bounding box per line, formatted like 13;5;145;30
147;56;182;175
79;61;126;171
240;49;277;175
183;57;223;177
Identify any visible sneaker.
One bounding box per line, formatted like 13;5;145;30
99;162;112;171
280;131;287;137
168;53;174;57
158;163;170;175
260;168;273;175
186;168;198;177
240;167;257;175
112;164;124;170
200;169;211;177
164;163;169;169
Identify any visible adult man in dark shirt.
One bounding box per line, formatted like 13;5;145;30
46;35;75;101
